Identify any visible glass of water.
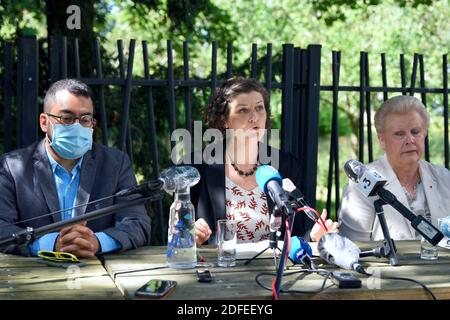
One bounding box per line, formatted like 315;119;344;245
420;236;438;260
217;219;237;267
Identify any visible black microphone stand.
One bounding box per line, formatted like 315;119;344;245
359;198;399;266
273;210;294;299
244;208;282;268
0;191;164;247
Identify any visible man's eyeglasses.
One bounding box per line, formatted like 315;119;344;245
45;112;96;127
37;250;79;263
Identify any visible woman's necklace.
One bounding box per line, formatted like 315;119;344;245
227;152;260;176
230;161;259;176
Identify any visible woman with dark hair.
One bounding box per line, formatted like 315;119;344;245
188;77;336;245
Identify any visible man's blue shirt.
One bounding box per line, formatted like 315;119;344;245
28;146;121;255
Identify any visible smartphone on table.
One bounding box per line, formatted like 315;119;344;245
196;269;213;282
135;279;177;299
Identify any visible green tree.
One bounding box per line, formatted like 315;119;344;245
1;0;449;228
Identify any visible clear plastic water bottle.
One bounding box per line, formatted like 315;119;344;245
167;186;197;269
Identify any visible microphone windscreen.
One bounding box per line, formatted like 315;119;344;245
255;165;282;194
344;160;365;182
318;233;360;270
289;236;313;264
159;166;200;192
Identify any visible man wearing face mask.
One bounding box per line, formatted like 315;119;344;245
0;79;151;257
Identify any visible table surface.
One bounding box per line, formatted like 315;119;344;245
1;240;449;300
0;253;123;300
101;240;450;300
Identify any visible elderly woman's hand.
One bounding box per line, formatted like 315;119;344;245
195;218;212;245
310;209;339;242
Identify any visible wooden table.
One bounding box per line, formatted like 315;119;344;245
102;240;450;300
0;253;123;300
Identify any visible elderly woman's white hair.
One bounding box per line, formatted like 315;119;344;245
374;95;430;134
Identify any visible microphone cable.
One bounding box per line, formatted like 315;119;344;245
358;268;437;300
271;218;293;300
296;206;328;232
112;265;169;281
257;240;437;299
268;217;332;299
256;269;333;295
257;264;437;299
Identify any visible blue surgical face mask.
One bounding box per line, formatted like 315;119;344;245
48;121;93;160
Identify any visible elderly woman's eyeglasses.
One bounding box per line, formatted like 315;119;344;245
45;112;96;127
37;250;79;263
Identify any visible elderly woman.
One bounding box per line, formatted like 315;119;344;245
339;95;450;241
189;77;335;245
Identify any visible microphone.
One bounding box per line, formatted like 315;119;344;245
344;160;387;197
115;179;164;197
117;165;201;197
344;159;444;246
289;236;317;270
282;178;318;222
317;233;364;273
255;165;294;216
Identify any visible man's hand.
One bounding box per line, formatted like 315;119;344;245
195;218;212;245
56;221;100;258
310;209;339;242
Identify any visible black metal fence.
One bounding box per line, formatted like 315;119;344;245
323;51;449;218
0;36;322;245
1;36;449;244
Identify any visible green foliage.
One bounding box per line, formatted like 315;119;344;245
0;0;46;40
310;0;435;25
318;101;353;137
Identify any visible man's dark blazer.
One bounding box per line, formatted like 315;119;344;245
188;142;314;244
0;140;151;256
